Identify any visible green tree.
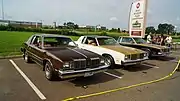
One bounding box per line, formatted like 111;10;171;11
157;23;175;34
145;26;156;34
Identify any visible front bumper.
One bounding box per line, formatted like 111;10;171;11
122;57;148;66
58;65;109;79
152;52;171;57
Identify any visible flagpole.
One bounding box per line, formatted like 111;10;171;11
1;0;4;20
128;3;133;36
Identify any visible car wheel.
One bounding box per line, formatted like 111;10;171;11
145;50;151;58
142;48;151;58
24;51;31;63
45;62;55;81
103;55;115;68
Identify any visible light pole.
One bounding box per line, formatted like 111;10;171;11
1;0;4;20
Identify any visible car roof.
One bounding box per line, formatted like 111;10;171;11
119;36;142;38
34;33;70;38
83;35;112;38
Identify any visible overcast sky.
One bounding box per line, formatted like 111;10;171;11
0;0;180;30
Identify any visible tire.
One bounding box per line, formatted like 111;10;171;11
24;51;32;63
103;55;115;68
45;61;56;81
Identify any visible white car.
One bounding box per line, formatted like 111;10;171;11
76;36;148;68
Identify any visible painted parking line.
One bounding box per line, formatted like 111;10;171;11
170;59;179;63
142;64;159;69
104;72;123;79
9;59;46;100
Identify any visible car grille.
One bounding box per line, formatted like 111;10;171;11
90;58;100;68
131;53;144;60
162;48;169;52
73;58;100;70
73;59;86;70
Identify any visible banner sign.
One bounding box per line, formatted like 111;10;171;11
129;0;148;38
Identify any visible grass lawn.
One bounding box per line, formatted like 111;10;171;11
0;30;179;57
0;31;79;56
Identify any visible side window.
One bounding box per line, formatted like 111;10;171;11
121;38;134;43
84;37;97;46
117;37;122;42
27;35;35;44
81;37;86;44
31;36;42;47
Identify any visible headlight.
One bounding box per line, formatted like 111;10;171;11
100;58;105;64
63;62;70;68
144;53;147;57
125;55;130;60
158;52;162;55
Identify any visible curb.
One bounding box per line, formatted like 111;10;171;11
0;55;23;59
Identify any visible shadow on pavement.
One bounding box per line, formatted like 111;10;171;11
69;71;123;87
151;56;176;61
121;63;153;72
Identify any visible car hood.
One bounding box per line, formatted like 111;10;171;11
45;47;100;61
138;44;168;49
101;45;145;55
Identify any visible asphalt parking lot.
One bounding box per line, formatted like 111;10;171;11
0;51;180;101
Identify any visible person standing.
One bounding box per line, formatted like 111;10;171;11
160;34;165;46
147;34;152;44
165;35;172;47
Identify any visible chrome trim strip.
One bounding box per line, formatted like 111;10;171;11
26;49;43;61
67;48;88;58
59;65;109;75
90;57;100;60
46;52;63;63
73;59;86;61
124;57;148;63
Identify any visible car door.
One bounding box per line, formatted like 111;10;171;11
80;37;107;55
29;35;45;65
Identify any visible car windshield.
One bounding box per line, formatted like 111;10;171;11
133;38;147;44
43;37;77;47
97;37;118;45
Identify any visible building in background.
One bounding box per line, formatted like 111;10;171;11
79;25;106;30
0;20;42;28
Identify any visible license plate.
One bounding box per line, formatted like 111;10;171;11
84;72;93;77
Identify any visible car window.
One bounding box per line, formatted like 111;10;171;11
27;35;35;44
82;37;86;44
43;37;76;47
133;38;146;44
121;37;134;43
117;37;122;42
31;36;42;47
84;37;97;46
97;37;118;45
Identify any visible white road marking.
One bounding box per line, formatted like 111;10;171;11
142;64;159;68
170;60;179;63
9;59;46;100
104;72;122;79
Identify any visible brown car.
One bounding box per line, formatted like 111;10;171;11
21;34;108;81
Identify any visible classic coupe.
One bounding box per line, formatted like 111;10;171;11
117;36;171;57
21;34;109;80
76;36;148;68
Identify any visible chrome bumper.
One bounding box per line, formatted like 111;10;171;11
152;52;171;57
122;57;148;66
58;65;109;79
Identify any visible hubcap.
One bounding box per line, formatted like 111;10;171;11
45;65;51;79
25;54;28;61
105;58;111;66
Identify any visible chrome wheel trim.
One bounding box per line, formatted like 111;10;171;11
25;53;28;62
45;65;51;79
105;57;112;66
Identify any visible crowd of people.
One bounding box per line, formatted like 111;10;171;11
146;34;172;47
